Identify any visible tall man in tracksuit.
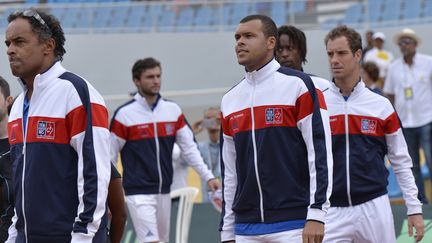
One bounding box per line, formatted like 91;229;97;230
322;25;424;243
110;57;219;243
220;15;333;243
5;9;111;243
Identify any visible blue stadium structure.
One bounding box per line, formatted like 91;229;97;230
0;1;430;32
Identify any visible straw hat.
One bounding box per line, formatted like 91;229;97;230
393;28;421;45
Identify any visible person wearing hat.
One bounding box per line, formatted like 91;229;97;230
384;28;432;204
364;31;394;87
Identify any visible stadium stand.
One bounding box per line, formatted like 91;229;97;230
0;0;428;34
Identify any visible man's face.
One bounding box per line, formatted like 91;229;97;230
276;34;302;70
5;18;48;81
326;36;361;81
398;37;417;58
204;109;220;143
133;66;161;97
234;19;275;72
373;38;384;49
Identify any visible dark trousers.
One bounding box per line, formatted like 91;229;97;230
403;123;432;204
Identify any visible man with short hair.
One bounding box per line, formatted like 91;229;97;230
276;25;329;92
5;8;111;243
0;76;13;242
384;28;432;204
323;25;424;243
220;14;333;243
110;57;219;243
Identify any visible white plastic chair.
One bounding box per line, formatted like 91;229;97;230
170;187;199;243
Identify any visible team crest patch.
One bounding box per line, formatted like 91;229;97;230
265;108;283;124
361;119;377;134
165;124;175;135
37;121;55;139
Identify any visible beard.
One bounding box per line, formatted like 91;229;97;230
139;87;159;97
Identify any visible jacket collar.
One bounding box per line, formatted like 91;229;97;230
18;61;66;92
330;78;366;99
134;92;162;111
244;59;280;85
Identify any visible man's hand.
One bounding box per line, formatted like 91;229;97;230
207;178;220;192
408;214;424;242
192;119;204;134
302;220;324;243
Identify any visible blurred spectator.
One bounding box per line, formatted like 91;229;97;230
384;28;432;203
192;107;221;202
362;30;374;57
362;62;382;95
364;32;394;87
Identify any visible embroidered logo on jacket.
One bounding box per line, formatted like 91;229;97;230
361;119;377;134
165;124;175;135
37;121;55;139
265;108;283;124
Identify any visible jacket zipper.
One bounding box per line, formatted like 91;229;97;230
250;81;264;222
344;101;353;206
22;94;30;243
153;112;162;193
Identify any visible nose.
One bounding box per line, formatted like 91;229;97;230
6;44;15;57
281;49;289;57
236;36;245;47
329;55;339;65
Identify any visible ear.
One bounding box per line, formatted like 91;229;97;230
132;78;140;87
267;36;276;51
354;49;362;63
43;38;56;55
5;95;14;110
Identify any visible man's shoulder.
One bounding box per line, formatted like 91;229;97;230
159;98;183;114
222;79;246;102
113;99;137;117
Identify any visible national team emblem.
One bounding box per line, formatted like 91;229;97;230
361;119;377;134
165;124;175;135
37;121;55;139
273;108;283;124
265;109;274;124
265;108;283;124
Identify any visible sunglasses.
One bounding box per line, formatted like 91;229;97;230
398;38;415;46
19;9;52;34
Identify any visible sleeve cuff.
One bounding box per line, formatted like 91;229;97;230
306;208;326;223
407;204;422;215
71;232;93;243
203;171;215;183
221;230;235;242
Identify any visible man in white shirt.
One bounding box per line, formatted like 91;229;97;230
384;28;432;204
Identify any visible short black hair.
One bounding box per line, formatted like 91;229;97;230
325;25;362;55
278;25;307;64
0;76;10;100
132;57;161;80
240;14;277;39
8;8;66;61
